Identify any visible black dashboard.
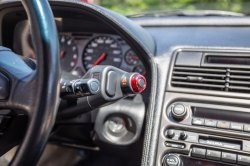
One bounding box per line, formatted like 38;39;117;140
0;2;152;164
1;1;250;166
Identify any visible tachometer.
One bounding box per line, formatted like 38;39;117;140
59;35;78;72
82;36;122;71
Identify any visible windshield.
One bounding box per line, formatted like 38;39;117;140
98;0;250;16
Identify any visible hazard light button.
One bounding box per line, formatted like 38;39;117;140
131;74;146;92
120;73;146;94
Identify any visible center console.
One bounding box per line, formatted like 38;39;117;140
157;97;250;166
157;49;250;166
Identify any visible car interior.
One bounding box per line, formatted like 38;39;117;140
0;0;250;166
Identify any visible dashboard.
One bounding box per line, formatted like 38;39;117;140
13;20;146;77
2;1;250;166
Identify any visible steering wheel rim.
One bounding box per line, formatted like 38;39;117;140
0;0;60;165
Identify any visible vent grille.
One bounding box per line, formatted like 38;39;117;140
171;67;250;93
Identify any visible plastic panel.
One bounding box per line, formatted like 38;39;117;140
166;49;250;99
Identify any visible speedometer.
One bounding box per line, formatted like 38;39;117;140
82;36;122;71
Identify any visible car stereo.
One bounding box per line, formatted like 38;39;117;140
160;102;250;166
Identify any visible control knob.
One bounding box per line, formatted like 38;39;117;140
171;104;187;121
166;129;175;138
162;154;182;166
180;131;187;140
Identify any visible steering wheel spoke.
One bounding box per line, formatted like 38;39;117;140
0;50;42;156
0;49;36;115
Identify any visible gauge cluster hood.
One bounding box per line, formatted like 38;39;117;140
0;0;156;57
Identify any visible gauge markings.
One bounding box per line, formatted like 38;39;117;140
82;36;122;71
59;35;78;72
125;50;139;65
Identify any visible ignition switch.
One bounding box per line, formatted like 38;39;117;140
108;116;126;133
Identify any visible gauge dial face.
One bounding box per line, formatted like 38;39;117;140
133;65;147;76
82;36;122;71
59;35;78;72
125;50;139;65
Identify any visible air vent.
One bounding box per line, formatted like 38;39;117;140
171;67;250;93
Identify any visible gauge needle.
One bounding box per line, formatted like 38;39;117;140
60;51;65;57
142;71;147;76
74;56;78;66
93;53;107;66
129;54;139;59
30;49;36;59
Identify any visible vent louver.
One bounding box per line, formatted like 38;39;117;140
171;67;250;93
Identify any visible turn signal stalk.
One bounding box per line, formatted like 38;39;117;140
58;66;147;119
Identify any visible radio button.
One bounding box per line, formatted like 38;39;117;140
221;152;236;164
192;118;204;126
204;119;217;127
244;124;250;132
165;142;185;149
206;149;221;161
217;121;230;129
242;141;250;152
192;147;206;158
238;155;250;166
230;123;243;131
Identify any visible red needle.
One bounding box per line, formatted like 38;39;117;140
74;56;78;66
93;53;106;66
60;51;65;57
128;54;139;60
30;49;36;59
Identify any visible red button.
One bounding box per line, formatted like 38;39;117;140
131;74;146;92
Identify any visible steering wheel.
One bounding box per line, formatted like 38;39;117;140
0;0;60;165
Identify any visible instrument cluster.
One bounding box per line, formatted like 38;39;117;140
22;32;146;77
60;33;146;76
